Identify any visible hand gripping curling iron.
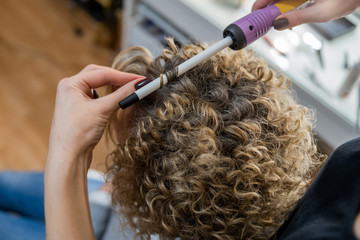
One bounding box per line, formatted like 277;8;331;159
119;0;309;109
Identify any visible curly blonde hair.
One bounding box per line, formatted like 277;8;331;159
106;39;325;240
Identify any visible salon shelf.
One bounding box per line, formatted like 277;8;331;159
123;0;360;149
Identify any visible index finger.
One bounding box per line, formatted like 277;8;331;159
78;67;145;89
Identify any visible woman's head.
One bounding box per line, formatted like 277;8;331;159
106;39;325;239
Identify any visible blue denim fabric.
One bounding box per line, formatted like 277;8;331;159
0;171;104;240
0;171;45;222
0;210;45;240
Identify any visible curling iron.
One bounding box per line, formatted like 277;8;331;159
119;0;309;109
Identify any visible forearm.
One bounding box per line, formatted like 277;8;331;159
44;65;141;239
45;149;95;240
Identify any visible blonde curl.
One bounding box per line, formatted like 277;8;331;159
106;39;326;239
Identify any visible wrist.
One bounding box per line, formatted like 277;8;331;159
45;147;92;177
48;134;94;160
45;150;95;240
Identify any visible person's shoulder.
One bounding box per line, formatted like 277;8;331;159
337;137;360;150
320;137;360;180
272;137;360;240
331;137;360;163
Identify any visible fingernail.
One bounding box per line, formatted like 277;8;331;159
135;78;153;90
274;18;289;30
92;89;99;99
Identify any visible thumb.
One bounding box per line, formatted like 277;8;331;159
95;77;144;115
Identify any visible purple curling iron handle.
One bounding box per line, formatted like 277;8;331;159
223;5;281;50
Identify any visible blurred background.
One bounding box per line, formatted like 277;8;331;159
1;0;360;171
0;0;123;171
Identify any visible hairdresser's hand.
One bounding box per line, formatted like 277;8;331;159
48;65;144;162
252;0;360;30
45;64;144;240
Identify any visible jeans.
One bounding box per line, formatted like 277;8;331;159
0;171;104;240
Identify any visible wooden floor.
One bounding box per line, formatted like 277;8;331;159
0;0;117;171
